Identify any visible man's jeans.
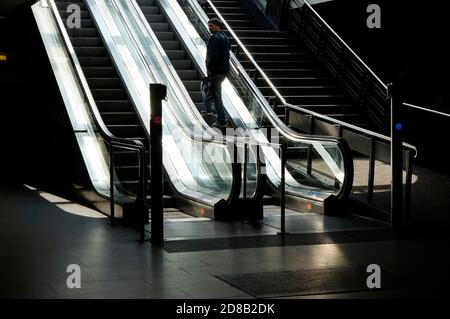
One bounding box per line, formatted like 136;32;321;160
204;74;227;123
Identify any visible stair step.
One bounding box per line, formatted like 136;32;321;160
140;6;159;15
144;14;165;23
263;69;324;77
166;50;186;60
87;78;122;89
282;95;348;105
160;40;180;50
289;104;356;114
171;59;192;70
227;30;289;38
107;124;144;137
136;0;156;6
70;37;103;47
182;80;202;91
83;67;116;77
150;22;170;32
240;60;318;69
154;31;175;40
74;47;107;57
259;85;340;96
58;10;90;19
101;112;139;125
258;77;331;86
178;70;199;80
235;37;295;46
91;89;127;100
242;44;306;54
243;52;309;61
96;100;134;112
55;1;86;10
66;27;98;37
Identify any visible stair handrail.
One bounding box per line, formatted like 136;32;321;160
291;0;386;90
403;102;450;119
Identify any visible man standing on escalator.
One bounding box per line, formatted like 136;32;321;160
202;18;230;128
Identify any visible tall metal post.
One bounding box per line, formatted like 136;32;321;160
388;82;404;231
150;84;166;245
278;145;287;235
109;145;115;225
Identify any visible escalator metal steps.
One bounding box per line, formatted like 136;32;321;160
55;0;149;189
137;0;206;112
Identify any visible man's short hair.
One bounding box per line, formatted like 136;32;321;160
208;18;224;29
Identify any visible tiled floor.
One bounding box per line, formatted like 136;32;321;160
1;184;449;299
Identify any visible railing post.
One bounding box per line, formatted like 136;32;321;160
139;148;146;242
278;145;287;236
109;144;115;225
388;82;404;231
243;143;248;200
150;83;167;245
367;137;375;204
306;115;314;175
404;149;414;224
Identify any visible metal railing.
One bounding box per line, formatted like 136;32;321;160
288;0;389;133
403;102;450;119
47;0;148;239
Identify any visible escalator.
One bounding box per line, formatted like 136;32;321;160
137;0;213;123
32;0;254;221
203;0;371;129
55;0;147;194
134;0;353;214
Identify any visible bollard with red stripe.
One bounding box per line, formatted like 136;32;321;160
150;83;166;245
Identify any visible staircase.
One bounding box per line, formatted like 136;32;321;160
206;0;370;129
55;0;149;194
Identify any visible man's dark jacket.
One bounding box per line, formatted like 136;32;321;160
206;31;230;75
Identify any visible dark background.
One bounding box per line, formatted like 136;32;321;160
311;0;450;175
314;0;450;110
0;1;84;188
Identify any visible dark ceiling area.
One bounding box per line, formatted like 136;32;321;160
0;0;30;16
315;0;450;108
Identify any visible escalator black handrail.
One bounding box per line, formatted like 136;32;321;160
184;0;354;202
47;0;147;204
